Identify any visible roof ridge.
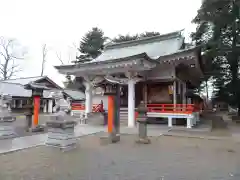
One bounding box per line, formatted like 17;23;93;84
105;30;184;50
0;81;24;86
1;76;46;81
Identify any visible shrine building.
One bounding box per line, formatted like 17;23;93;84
55;30;205;128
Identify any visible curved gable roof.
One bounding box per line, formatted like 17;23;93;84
1;76;62;89
91;30;184;62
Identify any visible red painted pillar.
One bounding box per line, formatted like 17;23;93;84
33;96;40;127
108;96;114;133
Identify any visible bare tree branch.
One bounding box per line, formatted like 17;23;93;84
55;51;64;65
40;44;48;76
0;36;26;80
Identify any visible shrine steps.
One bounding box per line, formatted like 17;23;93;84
120;108;128;125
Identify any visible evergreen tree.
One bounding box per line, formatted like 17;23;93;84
112;31;160;43
67;27;107;91
112;34;139;43
76;27;107;63
192;0;240;113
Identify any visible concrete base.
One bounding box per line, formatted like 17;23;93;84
100;133;120;145
31;125;45;132
136;138;151;144
45;120;77;151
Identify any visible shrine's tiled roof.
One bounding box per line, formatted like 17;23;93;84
1;76;62;89
91;30;185;62
0;82;53;98
63;89;85;100
0;81;85;100
55;30;202;76
2;76;45;85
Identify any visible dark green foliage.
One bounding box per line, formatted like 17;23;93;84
192;0;240;111
112;31;160;43
76;27;107;63
65;27;108;91
112;34;139;43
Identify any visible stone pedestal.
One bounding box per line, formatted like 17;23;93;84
25;113;32;132
100;131;120;145
135;101;151;144
136;118;151;144
45;120;77;151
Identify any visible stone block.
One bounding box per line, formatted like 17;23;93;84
136;138;151;144
47;127;74;133
31;125;45;132
45;120;77;151
46;120;75;129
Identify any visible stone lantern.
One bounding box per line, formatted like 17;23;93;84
135;101;151;144
45;91;77;151
0;94;17;139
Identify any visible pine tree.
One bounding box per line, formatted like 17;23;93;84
66;27;107;91
76;27;107;63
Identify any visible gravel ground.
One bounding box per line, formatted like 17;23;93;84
0;134;240;180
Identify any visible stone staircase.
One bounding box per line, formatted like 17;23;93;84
120;108;128;125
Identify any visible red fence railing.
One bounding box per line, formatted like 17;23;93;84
147;104;196;114
71;103;104;112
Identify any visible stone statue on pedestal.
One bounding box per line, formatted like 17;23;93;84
0;94;17;139
45;91;77;151
52;92;71;120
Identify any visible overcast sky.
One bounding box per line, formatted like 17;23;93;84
0;0;202;87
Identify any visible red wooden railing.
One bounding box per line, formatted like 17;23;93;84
135;103;198;120
147;104;196;114
71;103;104;112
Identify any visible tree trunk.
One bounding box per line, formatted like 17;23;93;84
237;94;240;116
205;80;209;100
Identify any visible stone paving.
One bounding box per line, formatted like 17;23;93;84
0;124;106;154
0;134;240;180
0;124;170;154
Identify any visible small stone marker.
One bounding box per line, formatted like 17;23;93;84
45;91;77;151
135;101;151;144
0;94;17;139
